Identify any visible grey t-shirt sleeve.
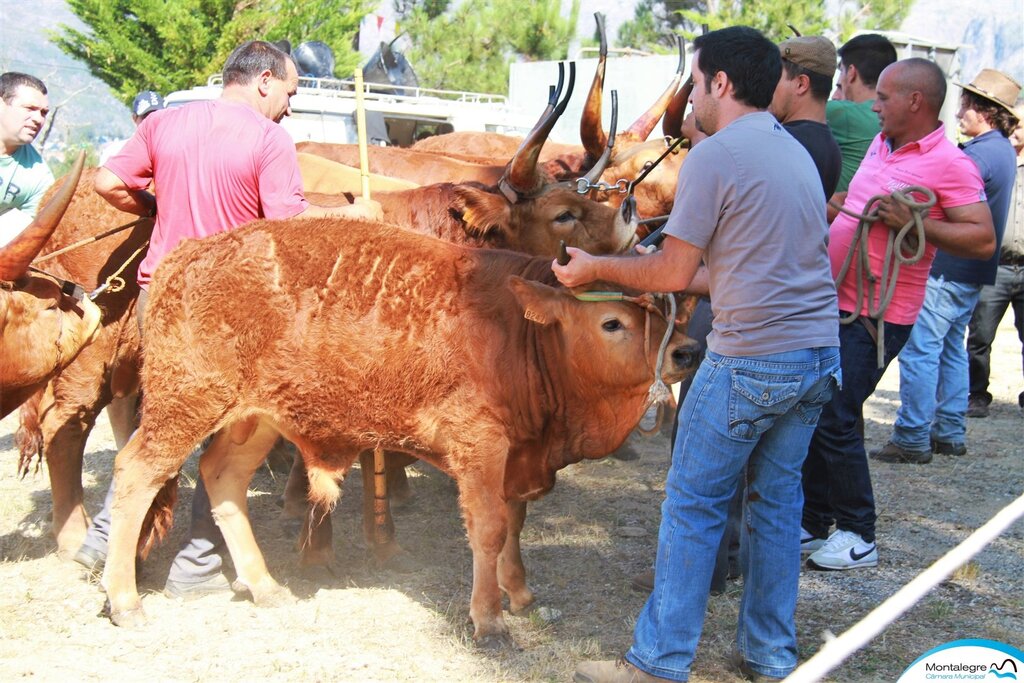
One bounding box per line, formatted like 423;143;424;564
662;139;735;251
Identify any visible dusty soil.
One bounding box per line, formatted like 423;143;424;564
1;313;1021;682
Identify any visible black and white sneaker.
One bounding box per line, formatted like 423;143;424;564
806;529;877;570
800;527;826;557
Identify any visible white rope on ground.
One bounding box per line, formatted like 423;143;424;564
786;492;1024;683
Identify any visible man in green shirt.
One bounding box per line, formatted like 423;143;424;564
0;72;54;223
826;34;897;195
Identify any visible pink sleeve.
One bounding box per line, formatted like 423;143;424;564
103;119;154;191
257;127;308;219
935;153;987;212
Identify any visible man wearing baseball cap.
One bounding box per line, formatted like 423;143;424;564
873;68;1019;464
771;36;843;198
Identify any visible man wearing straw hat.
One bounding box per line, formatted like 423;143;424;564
966;103;1024;418
80;40;380;599
872;68;1019;465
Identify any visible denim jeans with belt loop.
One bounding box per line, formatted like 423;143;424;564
892;275;982;450
626;346;841;681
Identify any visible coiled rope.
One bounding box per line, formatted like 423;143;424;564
830;186;936;368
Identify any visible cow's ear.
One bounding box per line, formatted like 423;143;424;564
452;186;512;239
508;276;565;326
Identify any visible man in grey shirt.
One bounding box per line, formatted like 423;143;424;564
561;26;840;683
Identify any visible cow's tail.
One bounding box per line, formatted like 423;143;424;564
15;390;46;477
137;475;178;559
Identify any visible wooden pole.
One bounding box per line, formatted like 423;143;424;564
353;67;372;201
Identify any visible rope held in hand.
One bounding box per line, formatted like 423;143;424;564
830;186;936;368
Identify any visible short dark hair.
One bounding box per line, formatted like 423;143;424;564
0;72;47;103
838;34;897;88
222;41;292;86
781;59;833;101
692;26;781;109
961;90;1019;137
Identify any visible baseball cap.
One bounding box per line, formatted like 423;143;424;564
132;90;165;119
778;36;838;78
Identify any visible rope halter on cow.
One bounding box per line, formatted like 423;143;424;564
831;185;936;368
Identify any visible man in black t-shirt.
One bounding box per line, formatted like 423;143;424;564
770;36;843;198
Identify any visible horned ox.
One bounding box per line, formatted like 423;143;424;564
101;217;700;645
0;155;100;418
17;134;635;557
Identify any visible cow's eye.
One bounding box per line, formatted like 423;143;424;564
602;319;622;332
554;210;575;223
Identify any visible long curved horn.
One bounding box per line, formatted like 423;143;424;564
0;150;85;281
505;62;576;196
624;34;685;141
662;74;693;138
580;12;608;161
580;90;618;185
539;62;565;125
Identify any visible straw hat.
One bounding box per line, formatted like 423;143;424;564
955;69;1022;115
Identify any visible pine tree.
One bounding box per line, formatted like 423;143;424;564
53;0;372;107
396;0;580;95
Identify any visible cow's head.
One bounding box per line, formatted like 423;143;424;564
0;153;101;417
450;62;638;257
451;182;637;257
508;276;700;457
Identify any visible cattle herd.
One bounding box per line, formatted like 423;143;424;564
2;29;704;647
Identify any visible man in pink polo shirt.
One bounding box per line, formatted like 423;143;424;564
77;40;379;598
801;58;995;571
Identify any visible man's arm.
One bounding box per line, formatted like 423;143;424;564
552;234;704;293
94;167;156;218
877;197;996;260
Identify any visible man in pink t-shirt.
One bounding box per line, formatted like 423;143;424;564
801;58;995;571
78;41;379;598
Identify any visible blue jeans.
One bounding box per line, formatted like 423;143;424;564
892;276;982;449
627;347;840;681
802;317;912;543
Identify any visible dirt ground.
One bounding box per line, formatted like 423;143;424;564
1;313;1021;682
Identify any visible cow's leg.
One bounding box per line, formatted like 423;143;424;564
199;418;291;607
457;463;512;648
37;381;103;557
105;392;139;450
280;452;308;520
498;499;535;615
298;498;334;568
359;450;404;567
385;451;416;506
103;432;192;627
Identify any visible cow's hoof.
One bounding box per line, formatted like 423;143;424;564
106;600;147;628
475;632;518;651
507;592;537;616
299;547;335;569
251;582;295;608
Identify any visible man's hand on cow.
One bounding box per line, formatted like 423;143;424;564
551;246;597;288
877;195;913;231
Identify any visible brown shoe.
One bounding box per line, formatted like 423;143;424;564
869;440;932;464
630;569;654;593
728;651;785;682
574;659;672;683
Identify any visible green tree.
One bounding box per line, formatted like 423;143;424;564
397;0;580;95
617;0;701;53
52;0;371;108
616;0;912;47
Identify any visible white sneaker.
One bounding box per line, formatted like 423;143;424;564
800;527;826;557
806;529;877;570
